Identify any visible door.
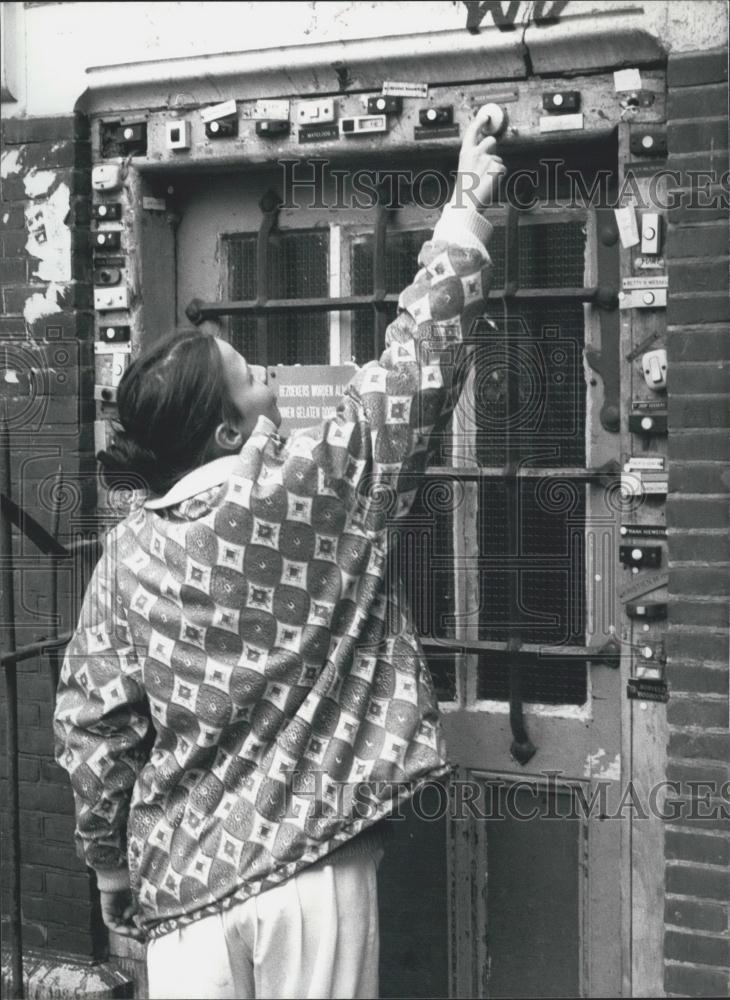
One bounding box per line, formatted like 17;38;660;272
170;136;624;997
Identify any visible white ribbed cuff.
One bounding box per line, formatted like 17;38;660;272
432;202;493;252
95;867;131;892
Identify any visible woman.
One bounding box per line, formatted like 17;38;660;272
54;109;504;999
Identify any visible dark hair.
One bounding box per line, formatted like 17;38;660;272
98;329;239;497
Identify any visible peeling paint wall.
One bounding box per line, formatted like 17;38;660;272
2;1;728;117
1;148;72;323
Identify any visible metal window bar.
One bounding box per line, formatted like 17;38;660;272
186;286;603;323
186;197;616;745
187;196;610;326
501;202;538;763
0;416;100;999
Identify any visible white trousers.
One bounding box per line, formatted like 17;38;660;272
146;849;382;999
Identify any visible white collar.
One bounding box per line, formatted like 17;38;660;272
144;415;279;511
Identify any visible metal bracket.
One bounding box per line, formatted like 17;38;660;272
255;190;283;364
372;185;390;357
588;637;621;668
585;208;621;432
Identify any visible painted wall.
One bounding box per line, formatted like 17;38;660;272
2;1;728;117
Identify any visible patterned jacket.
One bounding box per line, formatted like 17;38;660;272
54;202;493;938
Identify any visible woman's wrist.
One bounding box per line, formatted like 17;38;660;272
95;867;131;892
433;199;494;251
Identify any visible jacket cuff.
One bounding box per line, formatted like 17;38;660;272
95;867;131;892
432;202;493;252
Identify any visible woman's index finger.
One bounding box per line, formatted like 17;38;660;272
464;104;496;145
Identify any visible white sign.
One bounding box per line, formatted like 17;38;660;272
271;365;356;433
200;99;237;123
251;100;290;121
382;81;428;98
613;68;642;92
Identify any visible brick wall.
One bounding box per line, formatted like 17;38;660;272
0;114;103;959
664;48;730;999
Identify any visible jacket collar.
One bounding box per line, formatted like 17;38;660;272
144;415;279;511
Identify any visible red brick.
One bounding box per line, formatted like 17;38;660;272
668;462;730;494
665;963;730;998
1;232;33;257
668;120;729;155
1;115;89;145
668;50;729;88
667;224;730;259
12;726;55;756
45;871;92;901
27;312;94;341
669;84;729;121
666;810;730;834
17;701;40;728
669;599;730;629
669;731;730;762
0;253;26;284
24;893;93;926
17;755;39;782
669;195;730;228
667;759;730;787
667;630;729;664
666;830;730;866
70;196;92;228
0;174;28;203
668;529;730;560
668;151;730;178
666;863;730;901
665;897;728;934
2;863;44;900
668;260;730;295
16;812;43;840
19;780;75;814
68;168;91;198
43;813;76;843
0;204;26;231
17;865;45;894
0;807;40;841
667;292;730;324
666;929;730;968
71;251;93;284
668;395;730;428
667;496;730;528
2;284;44;315
40;759;70;784
19;140;91;172
0;754;35;782
669;363;729;395
16;922;49;949
46;923;97;958
668;327;730;363
21;838;87;872
0;317;27;337
668;697;729;729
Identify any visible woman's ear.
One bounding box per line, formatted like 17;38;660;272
213;421;245;453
